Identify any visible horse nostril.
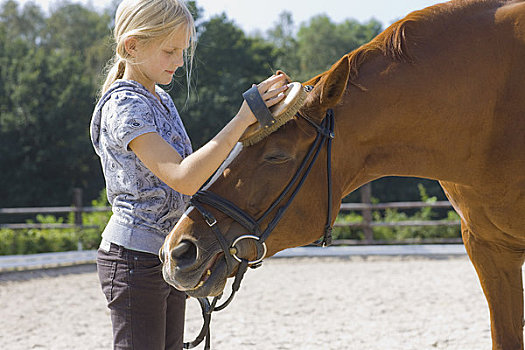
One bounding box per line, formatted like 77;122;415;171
170;240;198;269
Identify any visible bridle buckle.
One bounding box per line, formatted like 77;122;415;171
204;216;217;227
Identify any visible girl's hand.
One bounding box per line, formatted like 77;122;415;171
130;75;290;195
237;74;288;126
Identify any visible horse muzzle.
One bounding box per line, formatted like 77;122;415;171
161;237;254;297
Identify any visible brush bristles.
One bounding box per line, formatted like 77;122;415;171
241;87;307;147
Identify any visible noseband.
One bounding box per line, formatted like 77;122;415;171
184;108;335;349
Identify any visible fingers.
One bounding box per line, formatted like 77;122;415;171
264;85;288;107
265;92;287;108
257;74;288;107
264;83;288;99
257;74;286;94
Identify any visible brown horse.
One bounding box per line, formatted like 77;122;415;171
162;0;525;348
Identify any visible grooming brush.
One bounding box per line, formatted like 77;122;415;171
240;80;308;147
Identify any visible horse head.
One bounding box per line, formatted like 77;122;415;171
161;57;351;297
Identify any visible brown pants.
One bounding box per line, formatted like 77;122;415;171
97;243;186;350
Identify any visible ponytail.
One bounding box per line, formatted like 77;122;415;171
101;58;126;96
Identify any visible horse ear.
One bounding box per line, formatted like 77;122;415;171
319;56;350;107
274;70;292;84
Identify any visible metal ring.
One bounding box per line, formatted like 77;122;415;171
230;235;267;265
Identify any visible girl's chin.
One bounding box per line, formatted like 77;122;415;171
158;77;173;85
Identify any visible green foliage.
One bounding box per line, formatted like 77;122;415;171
0;0;109;207
0;190;110;255
169;14;279;147
0;215;78;255
78;189;112;250
266;11;300;78
266;12;382;81
296;16;382;80
43;3;113;86
333;184;461;241
333;211;365;240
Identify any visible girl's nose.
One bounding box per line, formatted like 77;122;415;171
175;53;184;68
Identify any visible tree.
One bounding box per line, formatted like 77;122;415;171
296;15;382;80
43;3;113;86
169;14;279;147
0;1;111;206
0;0;45;44
266;11;300;79
0;45;103;206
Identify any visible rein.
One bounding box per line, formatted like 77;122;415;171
183;108;335;349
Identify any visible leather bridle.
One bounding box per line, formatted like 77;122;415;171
183;107;336;349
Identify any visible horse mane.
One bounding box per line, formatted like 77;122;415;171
306;0;504;86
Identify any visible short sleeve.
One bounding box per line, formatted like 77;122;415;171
103;91;157;150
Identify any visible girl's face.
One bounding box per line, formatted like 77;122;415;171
126;28;190;92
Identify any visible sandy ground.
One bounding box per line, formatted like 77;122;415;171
0;255;515;350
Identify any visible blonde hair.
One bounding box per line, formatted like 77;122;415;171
101;0;196;95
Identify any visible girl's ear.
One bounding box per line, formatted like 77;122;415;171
124;37;138;57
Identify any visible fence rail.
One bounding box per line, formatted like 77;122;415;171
0;185;461;244
340;200;454;210
0;206;110;215
0;206;108;229
0;188;109;230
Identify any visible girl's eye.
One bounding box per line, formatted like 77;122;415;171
165;49;183;56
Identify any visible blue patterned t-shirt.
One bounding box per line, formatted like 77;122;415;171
90;80;193;254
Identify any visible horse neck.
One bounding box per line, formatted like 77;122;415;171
334;16;508;196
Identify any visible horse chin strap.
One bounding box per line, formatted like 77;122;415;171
183;108;335;349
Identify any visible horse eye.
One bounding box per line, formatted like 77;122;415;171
264;153;291;164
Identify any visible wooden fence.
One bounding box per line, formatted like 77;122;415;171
0;186;462;246
334;184;461;245
0;189;106;230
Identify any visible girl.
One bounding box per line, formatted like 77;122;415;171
90;0;287;349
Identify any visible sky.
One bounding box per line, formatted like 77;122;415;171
18;0;444;33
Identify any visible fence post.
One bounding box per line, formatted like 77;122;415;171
360;183;374;243
73;188;83;251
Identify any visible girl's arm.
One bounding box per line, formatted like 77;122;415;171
129;74;288;195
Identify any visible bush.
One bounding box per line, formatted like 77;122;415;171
332;212;364;240
333;184;461;242
0;218;78;255
77;189;112;250
0;190;110;255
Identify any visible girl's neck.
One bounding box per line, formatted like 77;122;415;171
122;67;160;101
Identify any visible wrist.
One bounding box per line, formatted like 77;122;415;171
237;113;254;129
235;102;256;128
